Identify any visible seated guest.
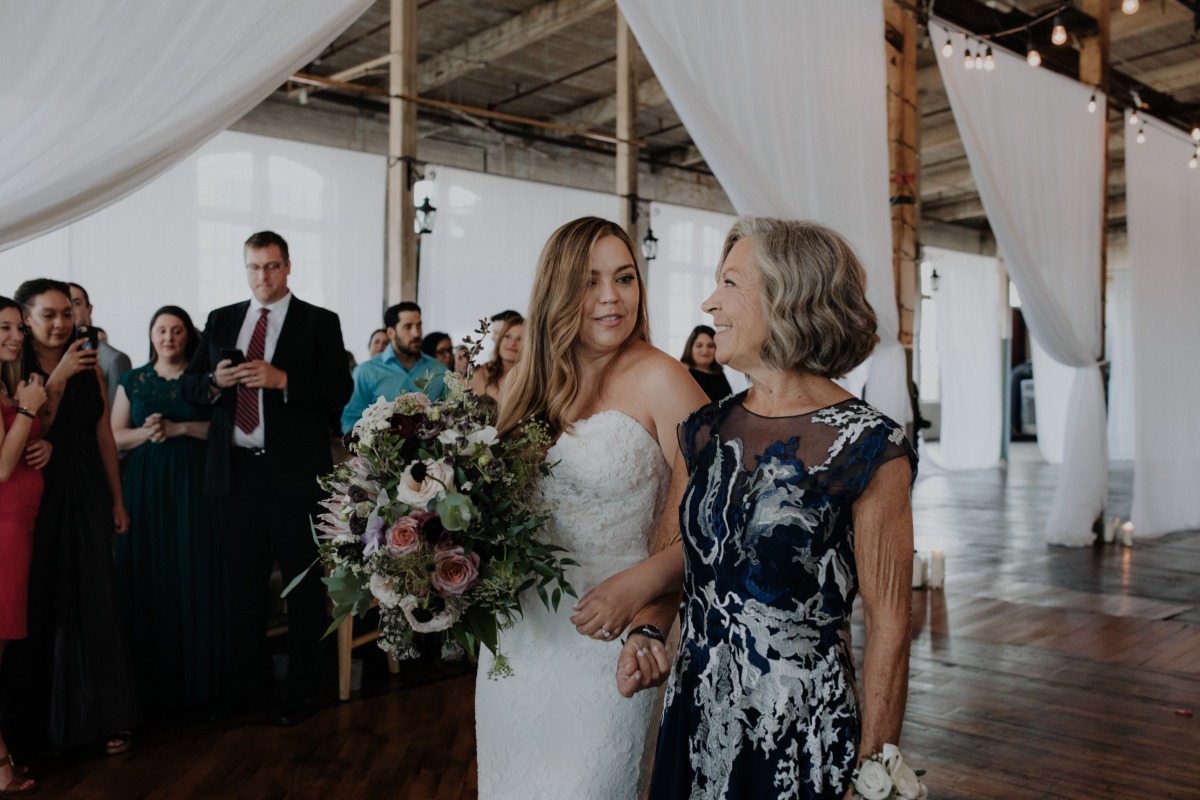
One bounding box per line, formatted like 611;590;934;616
341;302;449;433
0;295;47;796
112;306;224;714
421;331;454;370
366;328;389;358
470;315;523;404
680;324;733;402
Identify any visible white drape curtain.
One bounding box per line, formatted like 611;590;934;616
617;0;909;426
415;166;618;351
644;202;747;393
0;0;371;251
932;22;1107;546
1105;270;1136;461
0;131;386;366
925;247;1002;470
1126;120;1200;538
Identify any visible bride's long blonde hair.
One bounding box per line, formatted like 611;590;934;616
496;217;650;440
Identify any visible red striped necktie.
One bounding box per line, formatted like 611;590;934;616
234;308;269;434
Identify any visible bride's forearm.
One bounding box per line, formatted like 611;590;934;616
635;543;684;600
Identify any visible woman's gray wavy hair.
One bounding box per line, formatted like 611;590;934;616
719;217;878;378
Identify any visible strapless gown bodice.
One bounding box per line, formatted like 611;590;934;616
476;411;671;799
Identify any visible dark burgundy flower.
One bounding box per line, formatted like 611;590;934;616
411;510;444;542
347;485;368;503
349;514;367;535
390;413;423;441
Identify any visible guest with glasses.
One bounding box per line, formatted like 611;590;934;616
421;331;454;370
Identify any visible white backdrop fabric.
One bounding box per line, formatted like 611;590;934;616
1126;120;1200;538
645;201;747;393
617;0;909;427
1106;269;1135;462
0;0;371;251
933;22;1108;546
925;247;1002;470
0;131;386;367
415;166;619;353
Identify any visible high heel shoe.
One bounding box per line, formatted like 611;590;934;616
0;751;36;798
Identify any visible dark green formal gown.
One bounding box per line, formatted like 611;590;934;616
114;365;226;713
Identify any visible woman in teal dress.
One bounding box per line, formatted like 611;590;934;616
112;306;225;714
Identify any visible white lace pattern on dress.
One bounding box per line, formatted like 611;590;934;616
476;411;671;799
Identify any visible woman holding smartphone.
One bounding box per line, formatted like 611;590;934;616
112;306;224;715
5;279;139;758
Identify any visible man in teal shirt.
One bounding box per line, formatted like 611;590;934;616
341;302;449;433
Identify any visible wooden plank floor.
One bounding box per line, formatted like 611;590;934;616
21;445;1200;799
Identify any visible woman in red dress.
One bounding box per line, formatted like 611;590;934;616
0;295;47;797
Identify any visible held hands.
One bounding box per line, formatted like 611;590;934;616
15;374;47;415
140;413;185;443
213;358;287;392
616;633;670;698
570;564;654;641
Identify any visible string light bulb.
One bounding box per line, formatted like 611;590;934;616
1128;108;1139;126
964;46;975;70
1136;127;1146;144
1122;0;1139;13
1026;43;1042;68
1051;16;1068;46
1088;93;1097;113
942;38;954;58
1192;127;1200;141
983;46;995;71
975;50;984;70
1191;149;1199;170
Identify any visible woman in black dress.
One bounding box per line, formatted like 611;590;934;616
6;279;139;757
680;325;733;402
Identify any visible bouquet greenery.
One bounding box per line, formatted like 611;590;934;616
299;331;573;677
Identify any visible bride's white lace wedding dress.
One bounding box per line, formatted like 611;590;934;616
476;410;671;799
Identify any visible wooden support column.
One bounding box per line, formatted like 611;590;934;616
1079;0;1111;358
387;0;418;304
615;8;638;240
884;1;920;369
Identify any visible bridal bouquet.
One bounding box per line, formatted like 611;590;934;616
304;350;574;677
851;744;928;800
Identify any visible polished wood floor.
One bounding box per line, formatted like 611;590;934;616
23;445;1200;799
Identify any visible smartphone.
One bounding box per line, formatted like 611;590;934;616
220;348;246;366
74;325;101;351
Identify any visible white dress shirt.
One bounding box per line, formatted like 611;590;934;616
232;291;293;450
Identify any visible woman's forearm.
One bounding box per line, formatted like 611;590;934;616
0;415;34;481
182;420;209;441
858;613;911;757
112;425;152;451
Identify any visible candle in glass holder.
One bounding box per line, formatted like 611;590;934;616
928;550;945;590
912;551;926;589
1121;521;1135;547
1104;517;1119;543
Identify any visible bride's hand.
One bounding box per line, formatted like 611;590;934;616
616;633;670;698
570;564;653;640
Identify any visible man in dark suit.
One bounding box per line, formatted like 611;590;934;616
183;231;352;726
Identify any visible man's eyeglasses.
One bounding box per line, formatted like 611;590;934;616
246;262;286;273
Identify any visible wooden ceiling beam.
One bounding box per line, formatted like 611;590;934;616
417;0;612;92
551;75;668;130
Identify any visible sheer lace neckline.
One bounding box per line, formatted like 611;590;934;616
736;393;857;420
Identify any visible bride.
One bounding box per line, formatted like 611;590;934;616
475;217;707;798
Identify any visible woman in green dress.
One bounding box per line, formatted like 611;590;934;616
112;306;225;714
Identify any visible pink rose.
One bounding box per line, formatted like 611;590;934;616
386;516;422;555
431;546;481;596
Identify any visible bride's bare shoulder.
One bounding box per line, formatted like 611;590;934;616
617;342;694;387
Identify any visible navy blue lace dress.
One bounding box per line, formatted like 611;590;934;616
649;392;916;800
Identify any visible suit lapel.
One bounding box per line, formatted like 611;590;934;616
272;295;304;366
224;300;252;349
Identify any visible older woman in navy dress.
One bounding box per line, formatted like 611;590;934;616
618;218;916;800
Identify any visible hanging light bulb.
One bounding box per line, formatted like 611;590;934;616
1088;93;1097;113
1122;0;1139;14
964;46;975;70
942;38;954;58
975;50;984;70
984;46;996;71
1051;16;1068;46
1128;108;1139;126
1136;127;1146;144
1192;127;1200;141
1026;43;1042;68
1191;149;1199;170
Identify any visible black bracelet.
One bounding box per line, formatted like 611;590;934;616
16;407;35;420
623;624;665;646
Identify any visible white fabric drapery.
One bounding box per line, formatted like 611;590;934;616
1105;269;1136;462
933;22;1107;546
0;0;371;251
0;131;386;366
925;248;1002;470
617;1;909;426
1126;120;1200;538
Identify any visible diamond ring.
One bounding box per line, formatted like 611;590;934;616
600;627;611;639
